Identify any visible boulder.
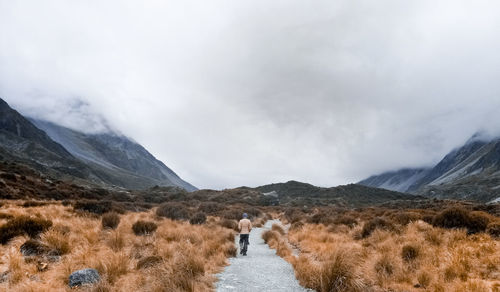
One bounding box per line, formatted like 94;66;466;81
68;268;100;287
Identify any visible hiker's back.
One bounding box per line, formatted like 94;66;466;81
239;218;252;234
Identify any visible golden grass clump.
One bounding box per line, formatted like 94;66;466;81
106;229;125;252
271;223;286;235
41;228;71;255
268;210;500;292
0;201;236;291
262;230;280;244
319;249;365;292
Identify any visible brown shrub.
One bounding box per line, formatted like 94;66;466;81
96;252;129;284
432;208;490;234
290;221;304;231
136;255;163;269
334;215;358;228
284;208;304;223
197;202;224;215
444;265;457;282
73;200;113;214
0;172;16;181
173;251;205;280
22;201;49;207
225;244;237;257
253;218;265;227
189;212;207;225
320;250;365;292
422;215;435;224
401;244;420;262
486;221;500;238
53;224;71;235
308;213;332;225
374;254;394;277
417;271;432;288
0;212;13;220
156;202;189;220
424;228;443;246
0;216;52;244
221;209;245;220
271;223;286;235
432;207;469;228
391;212;422;225
467;211;491;234
246;207;262;218
292;255;321;289
276;239;292;258
262;230;280;244
106;230;125;252
361;217;394;238
220;219;238;231
101;212;120;230
132;220;158;236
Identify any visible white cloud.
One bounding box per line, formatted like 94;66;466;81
1;0;500;189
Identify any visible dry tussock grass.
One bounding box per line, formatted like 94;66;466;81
0;202;236;291
280;217;500;291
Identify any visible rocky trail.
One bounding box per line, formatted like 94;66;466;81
216;220;310;292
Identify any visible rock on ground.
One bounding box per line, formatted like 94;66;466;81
68;268;100;288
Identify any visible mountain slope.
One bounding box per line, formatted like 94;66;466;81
30;119;196;191
359;134;500;202
0;98;96;180
0;97;196;191
254;180;423;207
0;98;73;161
359;168;431;192
407;137;491;191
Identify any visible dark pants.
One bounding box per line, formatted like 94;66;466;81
239;234;249;254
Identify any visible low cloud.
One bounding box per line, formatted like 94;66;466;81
1;0;500;189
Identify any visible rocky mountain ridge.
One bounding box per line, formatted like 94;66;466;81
0;97;196;191
359;134;500;203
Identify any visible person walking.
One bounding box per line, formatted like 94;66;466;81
238;213;252;256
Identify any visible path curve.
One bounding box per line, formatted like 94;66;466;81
216;220;310;292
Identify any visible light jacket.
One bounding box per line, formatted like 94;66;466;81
238;218;252;234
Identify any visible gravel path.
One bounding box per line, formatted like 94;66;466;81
216;220;310;292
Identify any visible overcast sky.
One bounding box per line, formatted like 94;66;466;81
1;1;500;189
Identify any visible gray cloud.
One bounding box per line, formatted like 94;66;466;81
1;0;500;189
